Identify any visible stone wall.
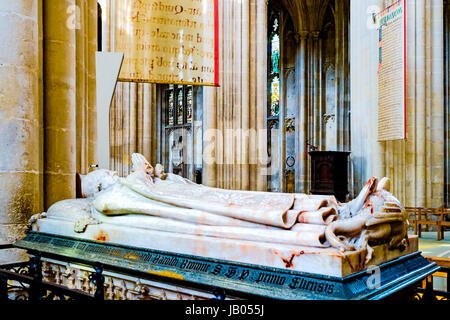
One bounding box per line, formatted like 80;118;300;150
0;0;97;263
351;0;445;208
109;82;158;177
203;0;268;191
0;0;41;263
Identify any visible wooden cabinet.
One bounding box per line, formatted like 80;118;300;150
309;151;350;202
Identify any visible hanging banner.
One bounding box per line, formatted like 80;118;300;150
376;0;406;141
115;0;219;86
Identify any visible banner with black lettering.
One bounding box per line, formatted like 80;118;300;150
114;0;219;86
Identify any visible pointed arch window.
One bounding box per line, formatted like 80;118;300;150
166;85;193;127
163;84;201;183
269;14;280;118
266;5;282;192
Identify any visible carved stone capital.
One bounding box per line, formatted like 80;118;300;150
298;30;310;39
293;30;309;44
311;30;321;39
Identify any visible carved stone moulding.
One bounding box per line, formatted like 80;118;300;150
40;258;216;301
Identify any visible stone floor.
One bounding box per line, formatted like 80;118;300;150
410;231;450;292
412;231;450;258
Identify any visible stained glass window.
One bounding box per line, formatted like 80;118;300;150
271;33;280;75
268;13;280;117
166;85;194;127
271;76;280;116
177;87;183;125
186;86;193;124
168;90;174;125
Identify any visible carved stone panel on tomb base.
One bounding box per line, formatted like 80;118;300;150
40;259;215;300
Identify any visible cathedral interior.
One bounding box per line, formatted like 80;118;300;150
0;0;450;301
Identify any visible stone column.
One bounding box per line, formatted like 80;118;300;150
109;81;159;177
0;0;41;262
76;0;87;174
87;0;98;169
415;0;427;206
256;0;268;191
203;87;217;187
335;0;351;151
278;12;287;191
249;0;257;190
312;31;321;149
295;31;309;193
75;0;97;174
201;0;266;191
222;0;231;190
319;36;325;150
350;0;385;193
351;0;444;206
445;0;450;207
232;0;242;191
43;0;77;209
241;0;250;191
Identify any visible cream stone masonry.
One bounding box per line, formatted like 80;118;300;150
445;0;450;207
107;0;354;195
0;0;41;263
43;0;77;209
350;0;385;195
0;1;98;263
351;0;445;208
109;82;158;177
201;0;268;191
282;0;341;193
76;0;98;174
334;0;351;153
101;0;158;177
0;0;447;266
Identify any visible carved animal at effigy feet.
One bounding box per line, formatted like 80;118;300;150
324;177;408;263
29;153;413;277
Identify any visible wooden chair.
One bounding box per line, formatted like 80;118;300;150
439;208;450;241
405;206;421;235
423;256;450;297
405;207;442;241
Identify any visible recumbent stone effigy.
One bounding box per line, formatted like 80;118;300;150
29;153;416;278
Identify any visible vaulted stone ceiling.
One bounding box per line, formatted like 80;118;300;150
282;0;330;32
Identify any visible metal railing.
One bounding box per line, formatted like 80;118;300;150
0;247;103;301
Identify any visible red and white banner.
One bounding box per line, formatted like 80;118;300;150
377;0;406;141
115;0;219;86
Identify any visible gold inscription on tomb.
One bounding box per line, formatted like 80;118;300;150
147;270;185;280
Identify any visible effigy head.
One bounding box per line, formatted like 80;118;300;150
79;169;119;198
131;153;154;176
130;153;169;184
